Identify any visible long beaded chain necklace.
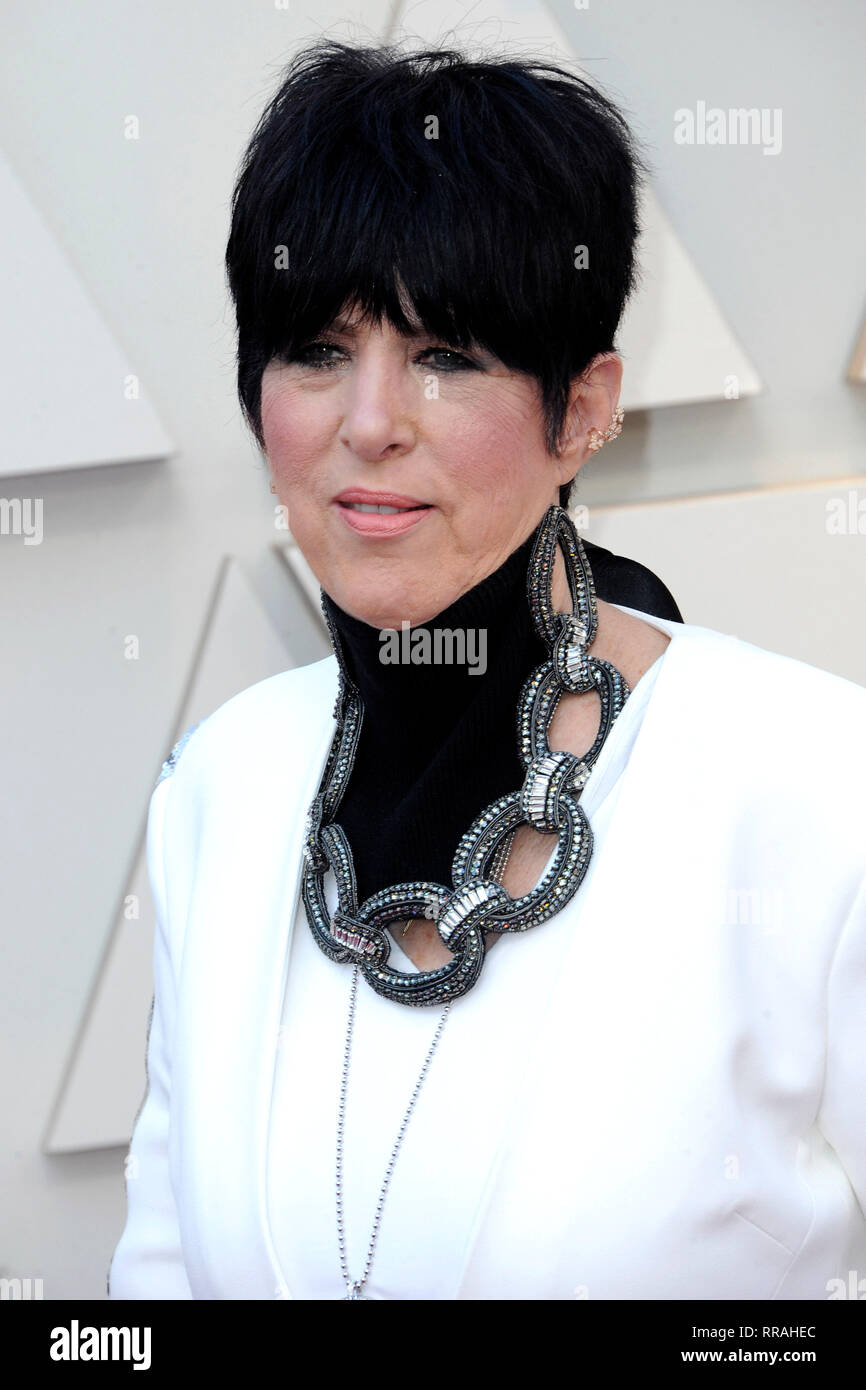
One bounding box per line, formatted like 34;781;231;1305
301;503;631;1298
336;967;453;1298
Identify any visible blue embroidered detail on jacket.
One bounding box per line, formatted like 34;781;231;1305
157;718;207;785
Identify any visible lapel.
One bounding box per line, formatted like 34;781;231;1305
450;617;697;1294
174;654;341;1299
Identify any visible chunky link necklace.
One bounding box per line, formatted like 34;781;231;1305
300;503;631;1008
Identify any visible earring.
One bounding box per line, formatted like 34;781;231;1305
270;481;277;494
587;405;625;453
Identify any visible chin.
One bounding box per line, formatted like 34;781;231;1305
356;595;428;631
338;590;400;630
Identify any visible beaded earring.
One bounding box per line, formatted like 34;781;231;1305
586;405;625;453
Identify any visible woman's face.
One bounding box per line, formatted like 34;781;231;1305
260;305;585;629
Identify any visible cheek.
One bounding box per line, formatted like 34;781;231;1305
443;398;538;498
260;383;332;486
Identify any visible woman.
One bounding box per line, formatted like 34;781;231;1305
108;39;866;1301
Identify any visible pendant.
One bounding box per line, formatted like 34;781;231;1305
343;1281;368;1299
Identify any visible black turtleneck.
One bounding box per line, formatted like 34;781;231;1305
320;516;682;909
320;517;549;907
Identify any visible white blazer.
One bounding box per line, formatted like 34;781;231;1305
107;606;866;1300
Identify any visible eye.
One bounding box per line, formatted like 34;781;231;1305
420;347;477;372
276;341;478;372
281;341;346;370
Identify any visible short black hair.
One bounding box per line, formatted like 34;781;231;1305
225;38;648;510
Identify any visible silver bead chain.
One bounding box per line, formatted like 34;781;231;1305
489;827;516;884
337;838;518;1298
336;962;452;1299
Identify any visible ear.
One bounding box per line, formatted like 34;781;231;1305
558;352;624;475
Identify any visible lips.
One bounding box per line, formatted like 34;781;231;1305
333;488;431;509
340;501;425;514
335;494;434;538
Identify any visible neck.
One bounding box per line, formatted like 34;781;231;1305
318;511;554;903
321;516;551;730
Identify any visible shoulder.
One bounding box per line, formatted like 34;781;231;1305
626;609;866;859
614;600;866;724
679;618;866;727
155;653;339;790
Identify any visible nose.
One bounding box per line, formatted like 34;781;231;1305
338;343;417;461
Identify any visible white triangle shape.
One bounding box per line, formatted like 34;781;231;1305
43;556;296;1152
0;145;174;477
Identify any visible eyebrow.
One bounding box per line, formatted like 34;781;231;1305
328;316;427;338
